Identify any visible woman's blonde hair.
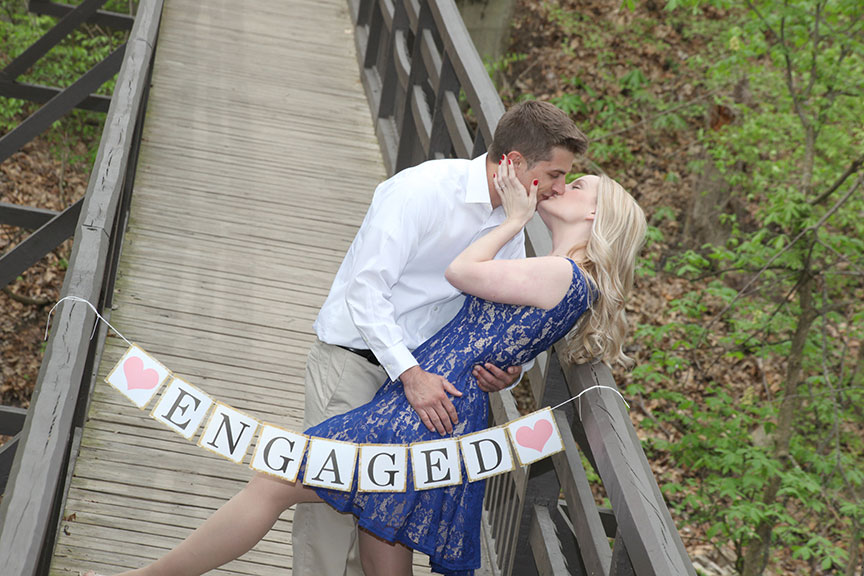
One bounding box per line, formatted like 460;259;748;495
567;175;646;368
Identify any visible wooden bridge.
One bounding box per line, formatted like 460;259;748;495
0;1;696;575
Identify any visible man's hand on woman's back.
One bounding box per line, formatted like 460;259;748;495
400;366;462;435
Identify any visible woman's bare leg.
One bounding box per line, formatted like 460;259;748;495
118;472;321;576
358;528;414;576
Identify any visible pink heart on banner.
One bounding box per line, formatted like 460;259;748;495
515;418;553;452
123;355;159;391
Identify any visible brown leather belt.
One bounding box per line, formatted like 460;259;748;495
337;345;380;367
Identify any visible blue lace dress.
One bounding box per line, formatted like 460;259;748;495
303;258;592;575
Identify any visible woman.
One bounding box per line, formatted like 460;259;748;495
94;160;645;576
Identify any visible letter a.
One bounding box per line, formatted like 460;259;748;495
304;438;357;492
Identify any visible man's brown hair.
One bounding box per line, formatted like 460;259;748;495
487;100;588;166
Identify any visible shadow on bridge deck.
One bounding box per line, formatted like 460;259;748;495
48;1;420;573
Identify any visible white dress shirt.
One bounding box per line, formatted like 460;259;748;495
314;153;527;381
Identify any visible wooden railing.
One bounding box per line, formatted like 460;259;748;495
0;2;163;574
350;0;503;174
347;1;696;574
0;0;140;494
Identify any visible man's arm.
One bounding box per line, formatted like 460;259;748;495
344;182;461;435
344;186;423;381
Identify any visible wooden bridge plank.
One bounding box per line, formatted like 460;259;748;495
65;503;291;553
111;268;332;310
127;203;365;242
129;185;371;225
96;345;310;391
65;489;292;534
45;0;443;574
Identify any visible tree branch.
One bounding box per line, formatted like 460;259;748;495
744;0;783;46
698;174;863;340
815;44;852;131
693;263;791;282
779;15;810;133
2;286;51;307
816;238;864;276
702;276;799;374
591;89;717;141
810;154;864;206
803;0;823;101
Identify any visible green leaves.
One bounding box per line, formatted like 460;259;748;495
643;0;864;570
0;6;125;159
620;68;648;92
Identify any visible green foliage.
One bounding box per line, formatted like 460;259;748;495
485;52;527;81
526;2;863;565
544;0;584;37
0;2;128;163
548;66;702;168
631;0;864;571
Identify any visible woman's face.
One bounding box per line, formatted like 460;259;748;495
538;175;600;225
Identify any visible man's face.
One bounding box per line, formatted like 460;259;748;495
518;147;575;202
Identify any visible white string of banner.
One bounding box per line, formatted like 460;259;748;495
46;296;132;347
45;296;630;493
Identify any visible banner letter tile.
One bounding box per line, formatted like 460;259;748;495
198;403;259;463
411;438;461;491
506;407;564;466
304;438;358;492
459;427;514;482
358;445;407;493
105;345;170;408
151;377;214;439
250;425;308;482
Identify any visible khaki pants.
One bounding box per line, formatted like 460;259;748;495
292;339;387;576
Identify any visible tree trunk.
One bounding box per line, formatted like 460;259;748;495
741;252;818;576
454;0;516;65
845;526;861;576
682;149;738;249
682;84;751;250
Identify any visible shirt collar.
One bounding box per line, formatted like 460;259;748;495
465;153;492;205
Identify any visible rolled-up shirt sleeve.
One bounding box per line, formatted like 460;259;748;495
345;185;429;381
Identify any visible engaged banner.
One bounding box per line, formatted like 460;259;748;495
106;344;569;492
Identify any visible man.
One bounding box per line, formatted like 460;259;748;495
293;100;587;576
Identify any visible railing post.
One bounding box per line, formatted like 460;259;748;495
485;390;527;573
0;199;83;288
28;0;134;30
355;0;376;28
2;0;109;81
395;0;433;171
511;353;582;576
376;1;408;127
427;51;457;159
611;532;637;575
564;362;696;575
0;46;124;164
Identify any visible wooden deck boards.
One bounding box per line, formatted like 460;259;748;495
48;0;437;573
